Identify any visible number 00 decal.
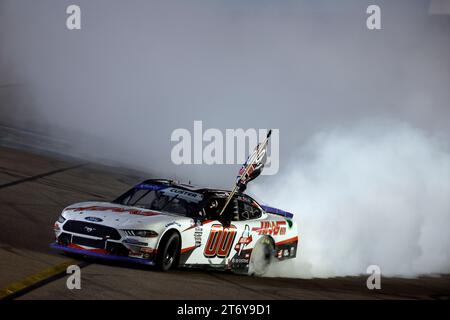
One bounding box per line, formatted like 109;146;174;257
204;224;237;258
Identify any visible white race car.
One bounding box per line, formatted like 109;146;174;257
51;179;298;275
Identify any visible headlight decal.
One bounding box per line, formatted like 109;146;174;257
123;230;158;238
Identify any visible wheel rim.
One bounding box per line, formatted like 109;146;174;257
163;238;178;267
249;239;273;276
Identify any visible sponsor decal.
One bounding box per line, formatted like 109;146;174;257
252;221;286;236
231;258;250;264
194;223;203;248
66;206;159;217
140;247;156;254
123;238;148;246
161;188;204;203
234;225;252;254
277;250;283;259
165;221;182;228
128;251;143;257
135;183;166;191
85;216;103;222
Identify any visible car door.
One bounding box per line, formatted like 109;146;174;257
227;195;265;264
201;194;266;270
181;195;243;268
201;196;242;267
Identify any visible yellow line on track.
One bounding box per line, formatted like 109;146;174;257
0;259;81;300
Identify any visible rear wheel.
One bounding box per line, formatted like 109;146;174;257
156;232;180;271
248;237;274;276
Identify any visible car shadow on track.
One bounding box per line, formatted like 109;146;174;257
60;251;240;277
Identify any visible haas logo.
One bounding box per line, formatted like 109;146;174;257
252;221;286;236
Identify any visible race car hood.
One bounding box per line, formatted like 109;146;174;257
61;201;190;229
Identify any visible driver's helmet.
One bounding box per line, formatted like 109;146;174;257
164;198;186;212
205;199;219;216
151;194;169;210
209;199;218;209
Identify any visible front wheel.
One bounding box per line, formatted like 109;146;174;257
248;237;274;276
156;232;180;271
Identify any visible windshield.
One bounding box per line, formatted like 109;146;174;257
114;184;204;216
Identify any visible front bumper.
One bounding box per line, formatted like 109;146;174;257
50;242;155;266
53;220;159;265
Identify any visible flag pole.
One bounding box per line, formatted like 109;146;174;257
218;184;239;216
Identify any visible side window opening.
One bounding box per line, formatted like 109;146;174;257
203;197;238;221
237;199;262;221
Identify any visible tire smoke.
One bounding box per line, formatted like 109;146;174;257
251;121;450;278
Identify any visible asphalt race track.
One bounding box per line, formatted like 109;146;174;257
0;146;449;300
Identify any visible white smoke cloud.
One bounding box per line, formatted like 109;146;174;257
1;1;450;189
251;121;450;278
1;2;449;277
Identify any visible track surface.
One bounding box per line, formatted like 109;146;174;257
0;146;449;300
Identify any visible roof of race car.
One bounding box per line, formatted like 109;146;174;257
134;179;294;218
136;179;230;195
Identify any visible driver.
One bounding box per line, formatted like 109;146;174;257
207;199;219;215
150;192;169;210
199;198;219;218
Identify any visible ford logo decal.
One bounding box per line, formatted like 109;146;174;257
85;216;103;222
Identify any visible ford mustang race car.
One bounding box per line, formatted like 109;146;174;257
51;179;298;275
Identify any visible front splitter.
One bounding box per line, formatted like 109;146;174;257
50;243;155;266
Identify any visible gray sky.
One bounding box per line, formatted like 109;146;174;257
1;0;449;187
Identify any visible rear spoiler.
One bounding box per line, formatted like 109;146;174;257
260;205;294;219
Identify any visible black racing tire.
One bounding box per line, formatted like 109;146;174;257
248;237;274;276
156;232;180;271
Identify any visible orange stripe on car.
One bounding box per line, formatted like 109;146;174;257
275;236;298;246
180;246;196;253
